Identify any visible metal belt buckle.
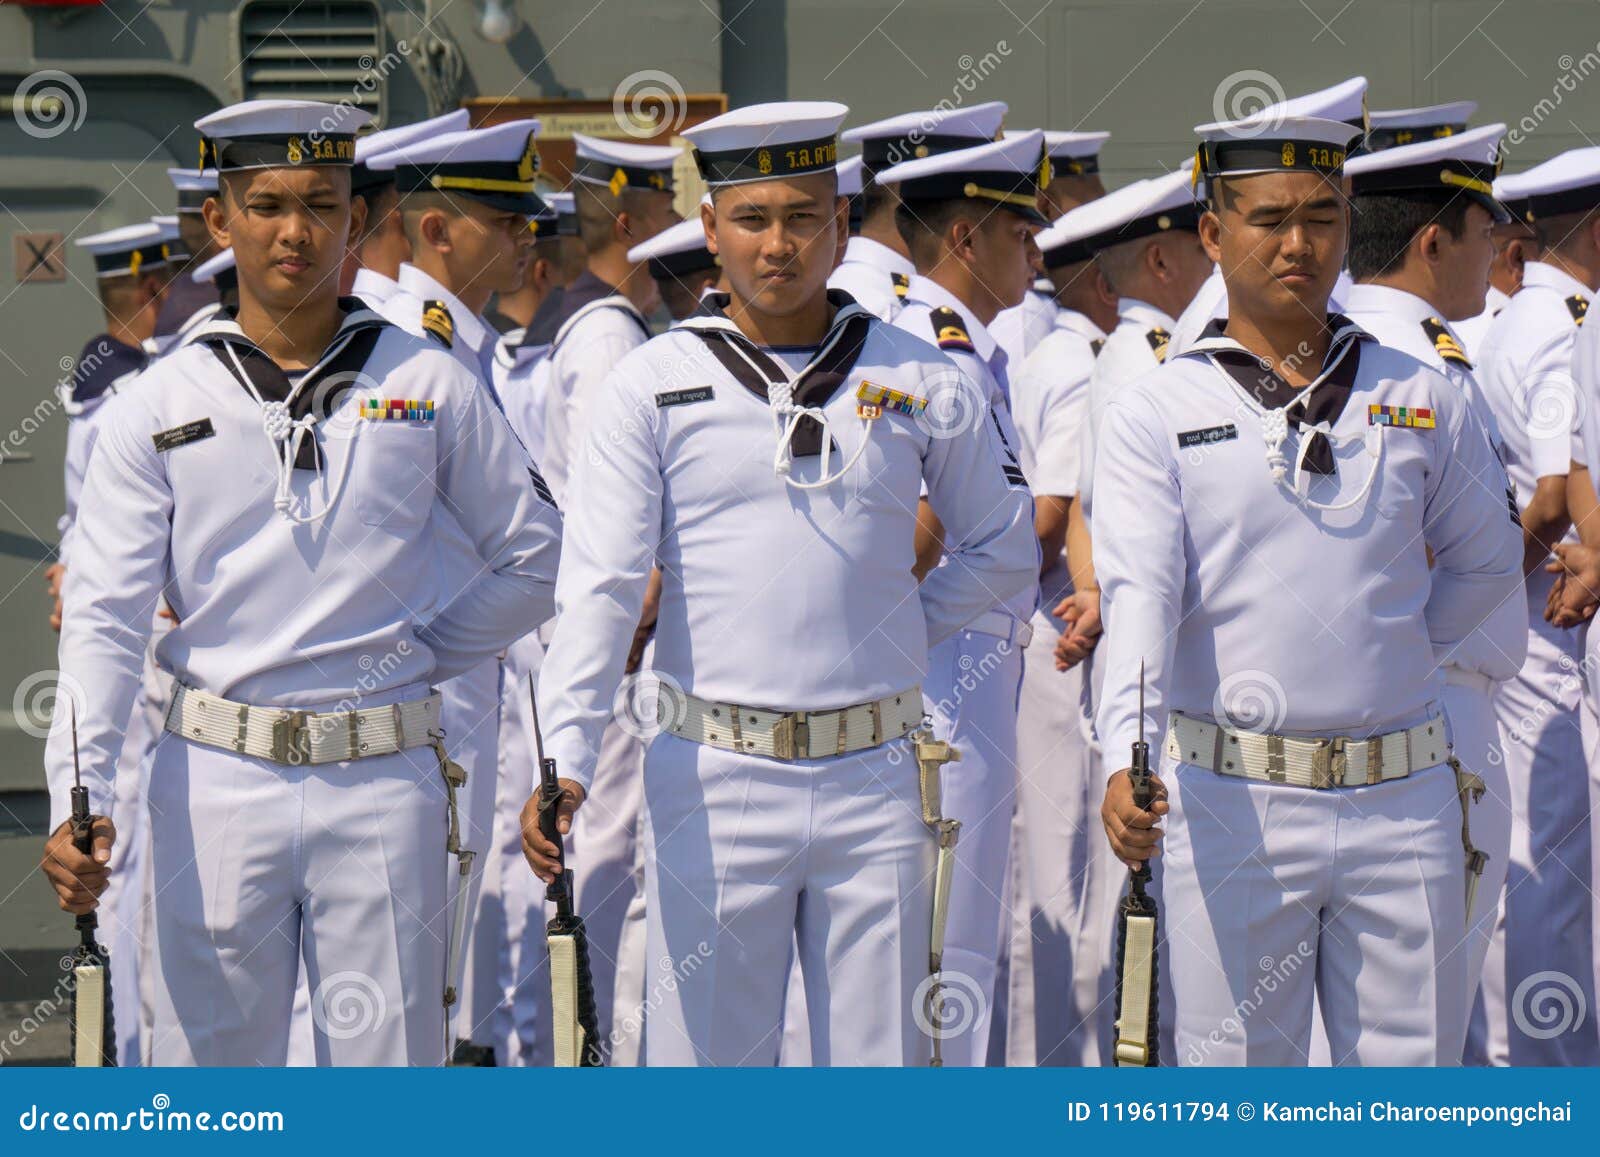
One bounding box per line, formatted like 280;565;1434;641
270;709;312;764
1308;736;1347;789
772;711;811;761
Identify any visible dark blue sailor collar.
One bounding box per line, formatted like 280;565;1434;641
63;334;149;412
518;269;649;350
677;287;873;341
191;297;389;352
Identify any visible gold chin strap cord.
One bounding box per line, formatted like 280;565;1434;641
1450;755;1489;918
912;727;961;1068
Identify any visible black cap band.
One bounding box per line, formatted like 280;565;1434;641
93;242;170;278
1049;154;1100;176
392;157;545;215
1362;123;1469;153
176;188;212;214
350;163;396;197
648;247;718;280
572;156;675;194
1525;184;1600;222
1088;201;1204;252
896;165;1047;223
694;136;838;185
861;133;990;173
1042;237;1096;269
1198;136;1353;179
200;132;357;171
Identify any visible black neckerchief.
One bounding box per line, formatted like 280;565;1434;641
198;298;390;469
677;290;874;457
518;270;648;350
69;334;148;407
1188;314;1371;474
153;273;221;338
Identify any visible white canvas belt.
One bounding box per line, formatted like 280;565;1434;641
1166;711;1448;788
661;686;924;761
966;608;1034;647
164;683;441;765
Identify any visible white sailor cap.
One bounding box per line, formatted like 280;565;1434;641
1036;197;1111;268
684;101;849;187
351;109;472;196
1194;113;1360;182
1252;75;1368;129
1077;167;1203;253
149;214;186;259
1497;146;1600;222
191;247;236;285
837;155;865;199
76;222;172;279
1346;122;1507;220
842;101;1006;172
529;190;578;237
167;166;219;213
627;214;718;279
876;129;1051;224
1364;100;1476;151
1004;129;1110;176
194;99;371;171
369;119;545;215
571;133;681;194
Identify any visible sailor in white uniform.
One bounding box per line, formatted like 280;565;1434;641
1096;114;1521;1066
1166;76;1369;359
347;110;471;310
1476;148;1600;1065
506;131;682;1057
528;101;1037;1066
1341;124;1529;1039
878;129;1047;1065
365;118;550;1062
150;167;222;351
990;129;1110;370
630;207;724;321
38;99;563;1067
830;102;1007;321
1004;204;1119;1066
1456;189;1542;363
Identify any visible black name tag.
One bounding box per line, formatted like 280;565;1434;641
152;418;216;453
656;387;714;408
1177;423;1238;449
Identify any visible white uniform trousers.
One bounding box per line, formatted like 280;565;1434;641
566;716;647;1054
1164;756;1468;1067
145;695;451;1066
1009;609;1115;1065
439;656;503;1052
921;627;1024;1066
642;732;934;1066
1444;672;1512;1009
1469;619;1600;1065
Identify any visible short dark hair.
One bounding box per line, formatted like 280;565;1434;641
1348;192;1472;280
1534;208;1599;255
862;177;896;223
895;197;982;268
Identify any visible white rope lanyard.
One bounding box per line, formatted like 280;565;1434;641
726;328;873;491
1260;408;1384;513
225;337;360;526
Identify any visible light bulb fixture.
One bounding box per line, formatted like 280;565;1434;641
477;0;519;44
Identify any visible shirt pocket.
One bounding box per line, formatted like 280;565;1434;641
351;423;438;532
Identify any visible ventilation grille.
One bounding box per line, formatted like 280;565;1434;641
237;0;387;123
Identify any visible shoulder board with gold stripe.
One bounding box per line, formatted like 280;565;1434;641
1145;326;1171;363
1421;316;1472;368
422;299;454;348
1567;295;1589;326
929;306;975;352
